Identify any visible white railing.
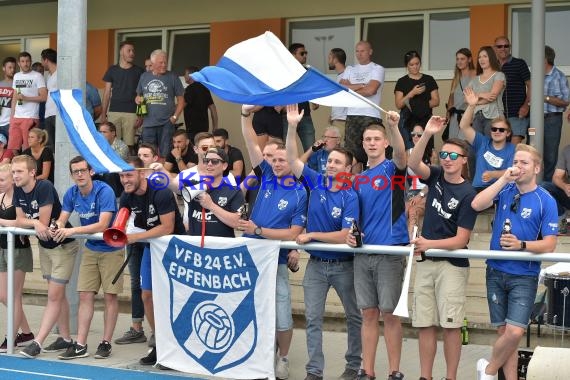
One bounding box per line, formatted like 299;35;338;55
2;226;570;354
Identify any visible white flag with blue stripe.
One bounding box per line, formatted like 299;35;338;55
51;89;133;173
191;31;380;110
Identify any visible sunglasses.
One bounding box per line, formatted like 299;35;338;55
199;145;212;152
300;51;308;56
203;158;224;165
491;127;507;133
411;132;423;137
510;193;521;213
495;44;510;49
439;151;465;160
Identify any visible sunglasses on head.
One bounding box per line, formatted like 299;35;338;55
495;44;510;49
411;132;423;137
491;127;507;133
439;151;465;160
203;157;224;165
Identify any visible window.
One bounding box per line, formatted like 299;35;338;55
0;36;49;63
512;6;570;68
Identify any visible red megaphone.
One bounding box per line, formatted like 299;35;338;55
103;207;131;247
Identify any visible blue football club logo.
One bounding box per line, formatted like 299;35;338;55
162;237;259;373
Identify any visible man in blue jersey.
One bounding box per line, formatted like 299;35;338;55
346;111;408;380
50;156;119;360
300;126;342;175
239;105;308;380
461;88;515;191
119;156;186;366
472;144;558;380
408;117;478;380
285;104;361;380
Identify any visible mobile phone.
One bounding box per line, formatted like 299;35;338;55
418;83;426;88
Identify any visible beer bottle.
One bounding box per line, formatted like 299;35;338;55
312;142;325;152
237;204;248;220
49;218;58;230
350;220;363;248
461;317;469;345
17;88;23;106
502;218;512;235
139;97;148;117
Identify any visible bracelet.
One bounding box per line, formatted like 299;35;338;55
241;111;251;117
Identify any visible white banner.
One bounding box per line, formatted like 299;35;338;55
150;235;280;379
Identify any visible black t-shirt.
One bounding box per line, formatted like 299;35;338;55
421;166;477;267
119;180;185;234
183;82;214;135
394;74;438;122
165;148;198;174
22;147;54;183
102;64;145;113
0;192;30;249
13;180;73;249
223;145;245;180
187;184;244;238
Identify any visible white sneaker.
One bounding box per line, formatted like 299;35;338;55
275;356;289;379
476;358;497;380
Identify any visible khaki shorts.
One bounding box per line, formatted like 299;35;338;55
412;259;469;328
0;247;33;273
108;112;137;146
39;241;79;284
77;247;124;294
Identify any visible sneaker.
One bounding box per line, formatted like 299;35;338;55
476;358;497;380
155;363;172;370
43;337;74;352
58;343;89;360
275;356;289;379
139;346;157;366
15;332;34;347
304;373;323;380
114;327;147;345
339;368;358;380
20;341;41;359
94;340;112;359
0;337;7;353
148;333;155;347
388;371;404;380
356;369;376;380
559;218;568;235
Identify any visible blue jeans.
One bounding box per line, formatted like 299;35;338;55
303;258;362;376
543;113;563;182
282;114;315;152
486;266;538;328
541;181;570;216
276;264;293;331
142;121;175;157
127;243;145;323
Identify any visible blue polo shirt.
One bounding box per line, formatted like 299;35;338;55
307;149;329;175
472;132;515;189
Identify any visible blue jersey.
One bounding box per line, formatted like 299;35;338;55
355;160;408;246
489;183;558;276
62;180;117;252
307;149;329;175
472;133;515;188
302;165;359;259
245;161;307;264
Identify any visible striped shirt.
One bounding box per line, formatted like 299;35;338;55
501;56;530;118
544;65;570;113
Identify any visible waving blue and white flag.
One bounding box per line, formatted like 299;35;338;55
191;31;382;110
51;89;133;174
151;235;280;379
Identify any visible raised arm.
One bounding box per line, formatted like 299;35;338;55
285;104;305;178
241;105;264;168
409;116;447;179
384;111;406;170
471;167;518;211
459;87;478;144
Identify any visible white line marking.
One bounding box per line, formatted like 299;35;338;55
0;368;90;380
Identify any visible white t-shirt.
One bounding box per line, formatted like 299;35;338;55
342;62;385;118
45;70;58;118
330;72;347;121
13;70;46;119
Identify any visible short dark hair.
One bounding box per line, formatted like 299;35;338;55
68;156;91;173
213;128;229;140
2;57;16;67
331;147;353;167
545;45;556;65
40;48;57;64
289;43;305;54
138;143;157;157
330;48;346;65
185;66;200;74
443;137;470;156
172;129;189;140
119;40;134;49
404;50;421;66
126;156;143;168
99;121;116;133
31;62;43;72
18;51;31;60
194;132;214;146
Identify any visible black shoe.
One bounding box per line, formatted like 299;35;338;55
58;342;89;360
155;363;172;370
94;340;112;359
114;327;147;344
43;337;74;352
356;369;376;380
139;346;156;365
19;340;41;359
388;371;404;380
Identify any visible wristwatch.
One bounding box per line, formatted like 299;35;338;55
171;115;178;120
520;241;527;250
175;157;182;162
545;96;551;103
254;226;262;236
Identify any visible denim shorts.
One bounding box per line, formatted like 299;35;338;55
276;264;293;331
140;245;152;291
354;254;405;312
508;116;529;137
486;266;538;328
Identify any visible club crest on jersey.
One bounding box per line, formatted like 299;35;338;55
520;208;532;219
218;197;227;207
162;236;259;373
277;199;288;210
447;198;458;210
331;207;341;218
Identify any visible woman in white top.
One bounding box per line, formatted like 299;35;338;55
468;46;505;137
445;48;476;140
